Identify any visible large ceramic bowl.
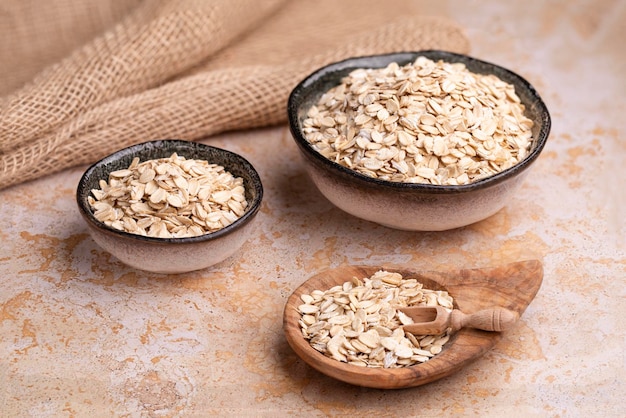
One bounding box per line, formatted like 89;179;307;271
287;51;551;231
76;140;263;274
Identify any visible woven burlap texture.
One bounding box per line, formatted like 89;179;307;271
0;0;470;190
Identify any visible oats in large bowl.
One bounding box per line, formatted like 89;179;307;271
288;51;551;231
301;56;535;186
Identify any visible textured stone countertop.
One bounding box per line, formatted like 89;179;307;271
1;1;624;417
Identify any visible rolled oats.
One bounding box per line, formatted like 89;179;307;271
88;153;248;238
298;271;454;368
303;57;534;185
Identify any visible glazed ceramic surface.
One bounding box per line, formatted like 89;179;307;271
288;51;551;231
76;140;263;273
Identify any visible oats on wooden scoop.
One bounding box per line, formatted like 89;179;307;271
298;270;453;368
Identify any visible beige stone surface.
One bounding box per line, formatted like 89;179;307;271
1;1;624;416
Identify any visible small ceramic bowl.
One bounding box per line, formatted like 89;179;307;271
76;140;263;274
287;51;551;231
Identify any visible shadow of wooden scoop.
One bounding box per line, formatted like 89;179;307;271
399;305;520;335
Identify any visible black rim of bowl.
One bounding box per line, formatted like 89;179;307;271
76;139;263;244
287;50;551;194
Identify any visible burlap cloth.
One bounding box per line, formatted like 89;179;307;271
0;0;470;190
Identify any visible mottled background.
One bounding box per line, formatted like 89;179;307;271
1;0;624;416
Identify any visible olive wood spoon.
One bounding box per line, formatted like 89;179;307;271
283;260;543;389
400;305;520;335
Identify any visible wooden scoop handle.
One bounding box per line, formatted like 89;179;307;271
450;307;519;332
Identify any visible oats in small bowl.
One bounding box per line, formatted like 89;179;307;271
287;51;551;231
76;140;263;274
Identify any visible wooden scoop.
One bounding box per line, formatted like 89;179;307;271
283;260;543;389
399;305;520;335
